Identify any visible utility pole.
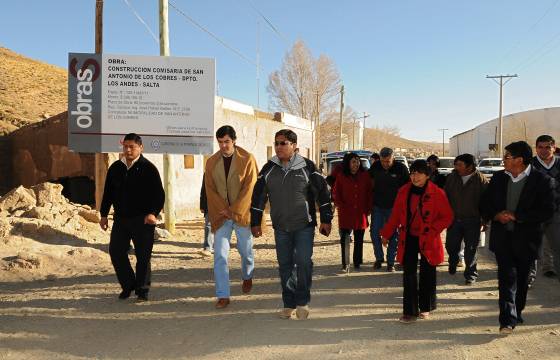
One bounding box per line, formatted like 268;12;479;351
338;85;344;151
256;20;260;108
486;74;518;158
160;0;176;233
94;0;107;211
355;112;370;149
315;91;321;165
438;128;448;156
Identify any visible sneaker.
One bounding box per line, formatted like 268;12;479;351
242;278;253;294
340;265;350;274
296;305;310;320
499;326;514;335
399;315;417;324
136;293;148;302
373;261;383;270
543;270;557;278
465;279;476;286
199;249;213;257
448;264;457;275
215;298;230;309
387;264;395;273
418;312;430;320
118;289;132;300
279;308;295;319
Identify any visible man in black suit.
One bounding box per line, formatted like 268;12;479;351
481;141;554;335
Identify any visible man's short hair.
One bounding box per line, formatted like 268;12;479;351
536;134;555;146
426;154;440;166
505;141;533;165
123;133;142;145
216;125;237;140
371;152;380;161
379;147;393;158
275;129;297;144
454;153;475;168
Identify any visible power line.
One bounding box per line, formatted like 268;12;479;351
496;0;559;69
168;1;257;66
245;0;290;45
511;28;560;72
122;0;159;44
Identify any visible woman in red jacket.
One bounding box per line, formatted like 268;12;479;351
380;160;453;323
333;152;372;272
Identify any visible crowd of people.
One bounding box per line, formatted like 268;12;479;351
99;128;560;335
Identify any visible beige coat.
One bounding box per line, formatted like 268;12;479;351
204;146;258;233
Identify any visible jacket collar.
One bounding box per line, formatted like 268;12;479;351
270;153;307;171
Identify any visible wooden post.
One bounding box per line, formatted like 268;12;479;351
160;0;176;233
94;0;108;210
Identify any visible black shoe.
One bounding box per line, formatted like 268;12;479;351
543;270;557;278
118;289;132;300
373;261;383;270
387;264;395;272
353;264;361;270
136;293;149;302
448;264;457;275
465;279;476;286
517;316;524;324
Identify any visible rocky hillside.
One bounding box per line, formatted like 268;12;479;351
0;47;67;135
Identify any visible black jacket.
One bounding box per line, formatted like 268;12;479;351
100;155;165;219
251;154;333;232
368;160;410;209
200;174;208;213
480;169;554;260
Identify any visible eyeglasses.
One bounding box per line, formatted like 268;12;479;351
274;141;292;146
503;154;516;160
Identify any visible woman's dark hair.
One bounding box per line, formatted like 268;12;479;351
426;154;440;167
342;152;364;176
454;153;475;168
123;133;142;145
275;129;297;143
505;141;533;165
409;159;431;176
216;125;237;140
371;152;380;161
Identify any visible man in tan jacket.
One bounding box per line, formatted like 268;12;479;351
205;125;258;308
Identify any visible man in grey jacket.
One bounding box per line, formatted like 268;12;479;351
251;129;333;320
444;153;488;285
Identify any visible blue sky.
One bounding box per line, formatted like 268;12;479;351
1;0;559;141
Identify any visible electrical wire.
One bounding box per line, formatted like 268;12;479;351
122;0;159;44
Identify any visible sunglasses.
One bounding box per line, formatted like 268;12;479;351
274;140;292;146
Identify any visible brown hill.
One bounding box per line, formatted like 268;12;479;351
0;47;67;135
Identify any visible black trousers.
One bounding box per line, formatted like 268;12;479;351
339;229;365;267
445;217;481;281
403;234;437;316
495;246;532;328
109;216;155;295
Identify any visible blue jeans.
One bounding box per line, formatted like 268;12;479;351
203;213;214;252
274;225;315;308
213;220;254;298
370;206;398;265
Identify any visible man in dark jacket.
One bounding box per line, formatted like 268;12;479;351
100;133;165;302
251;129;333;320
199;174;214;256
444;153;488;285
368;147;410;272
427;154;447;189
481;141;554;335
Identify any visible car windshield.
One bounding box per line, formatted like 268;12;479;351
479;159;503;167
439;159;455;168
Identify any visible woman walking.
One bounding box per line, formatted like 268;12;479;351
333;152;372;272
380;160;453;323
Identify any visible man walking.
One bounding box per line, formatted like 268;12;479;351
530;135;560;280
205;125;258;309
100;133;165;302
251;129;333;320
369;147;410;272
444;153;488;285
481;141;553;334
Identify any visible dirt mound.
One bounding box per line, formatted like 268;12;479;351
0;47;68;135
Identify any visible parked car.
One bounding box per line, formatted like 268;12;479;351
477;157;504;178
437;157;456;176
394;156;409;170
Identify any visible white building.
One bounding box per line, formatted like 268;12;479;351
449;107;560;159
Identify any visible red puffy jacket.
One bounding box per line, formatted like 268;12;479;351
333;170;372;230
380;181;453;266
